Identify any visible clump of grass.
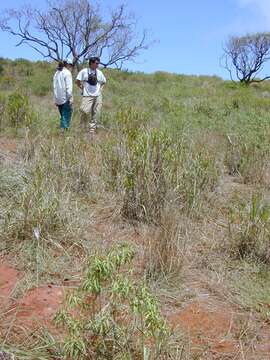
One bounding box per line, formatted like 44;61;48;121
6;92;35;130
2;163;68;242
102;108;219;223
21;133;97;195
227;193;270;263
145;210;187;281
231;262;270;320
0;93;7;130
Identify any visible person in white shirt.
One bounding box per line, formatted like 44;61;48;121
76;57;106;134
53;58;73;131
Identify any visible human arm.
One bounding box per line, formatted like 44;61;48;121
76;79;83;90
76;69;84;93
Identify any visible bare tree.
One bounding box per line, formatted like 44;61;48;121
222;32;270;84
0;0;150;69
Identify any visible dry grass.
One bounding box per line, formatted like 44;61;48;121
1;61;270;358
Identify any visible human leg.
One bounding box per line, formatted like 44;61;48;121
61;101;73;129
80;97;94;131
57;104;64;129
90;95;102;132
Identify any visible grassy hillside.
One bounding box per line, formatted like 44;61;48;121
1;58;270;359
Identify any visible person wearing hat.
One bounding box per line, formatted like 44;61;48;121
76;56;106;135
53;58;74;132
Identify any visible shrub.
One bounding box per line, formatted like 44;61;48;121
54;244;172;360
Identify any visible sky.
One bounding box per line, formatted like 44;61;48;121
0;0;269;78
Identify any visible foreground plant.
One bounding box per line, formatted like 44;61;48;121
54;244;171;359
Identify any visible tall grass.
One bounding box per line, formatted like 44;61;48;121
102;108;219;223
227;193;270;263
2;59;270;357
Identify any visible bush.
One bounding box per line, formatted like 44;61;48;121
54;244;172;360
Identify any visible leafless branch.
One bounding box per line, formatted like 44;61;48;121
221;32;270;85
0;0;150;68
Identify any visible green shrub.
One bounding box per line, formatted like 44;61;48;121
54;244;172;360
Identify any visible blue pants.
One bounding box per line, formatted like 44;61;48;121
57;101;72;129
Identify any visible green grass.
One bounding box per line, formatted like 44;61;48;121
1;58;270;358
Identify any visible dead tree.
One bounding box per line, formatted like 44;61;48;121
222;32;270;84
0;0;149;69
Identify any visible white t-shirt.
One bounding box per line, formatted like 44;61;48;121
76;68;106;97
53;68;73;105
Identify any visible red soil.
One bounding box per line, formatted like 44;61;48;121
167;300;270;359
15;285;64;331
0;262;64;333
0;263;20;307
1;260;270;359
168;301;238;355
0;138;17;154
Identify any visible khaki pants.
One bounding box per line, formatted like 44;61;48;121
80;95;102;131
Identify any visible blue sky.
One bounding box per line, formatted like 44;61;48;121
0;0;269;78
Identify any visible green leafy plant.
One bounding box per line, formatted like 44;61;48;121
54;244;171;359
